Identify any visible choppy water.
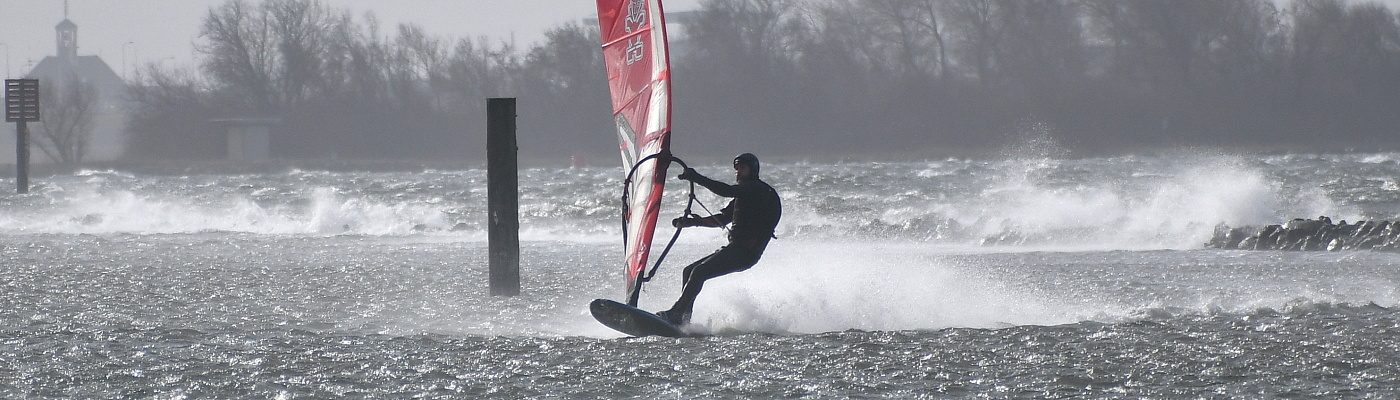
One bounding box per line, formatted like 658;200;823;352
5;150;1400;397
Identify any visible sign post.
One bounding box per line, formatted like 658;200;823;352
5;79;40;194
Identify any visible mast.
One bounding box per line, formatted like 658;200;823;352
595;0;675;305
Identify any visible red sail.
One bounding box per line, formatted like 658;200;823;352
596;0;673;304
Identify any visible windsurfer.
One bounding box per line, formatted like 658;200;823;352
656;153;782;325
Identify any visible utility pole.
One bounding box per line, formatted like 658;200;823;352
122;42;135;81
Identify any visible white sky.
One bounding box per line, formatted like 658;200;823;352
0;0;705;79
3;0;1400;80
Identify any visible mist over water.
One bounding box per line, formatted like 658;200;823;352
1;148;1372;247
5;151;1400;397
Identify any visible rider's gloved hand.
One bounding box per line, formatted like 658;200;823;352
677;168;699;181
672;217;695;228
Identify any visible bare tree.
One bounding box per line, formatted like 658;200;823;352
681;0;810;146
942;0;1004;87
515;23;611;157
395;23;450;110
34;79;98;167
198;0;276;111
198;0;340;111
864;0;949;83
993;0;1085;97
916;0;950;85
1206;0;1284;84
265;0;337;108
441;36;517;111
127;66;222;159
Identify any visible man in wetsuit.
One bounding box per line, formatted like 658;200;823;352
656;153;782;325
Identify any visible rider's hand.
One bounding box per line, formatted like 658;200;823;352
672;217;693;228
677;168;699;181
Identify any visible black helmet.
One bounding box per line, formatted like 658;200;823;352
733;153;760;176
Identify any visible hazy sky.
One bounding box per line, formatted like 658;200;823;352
0;0;705;79
4;0;1400;80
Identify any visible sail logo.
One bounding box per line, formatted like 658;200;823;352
620;0;648;65
625;37;646;65
623;0;647;33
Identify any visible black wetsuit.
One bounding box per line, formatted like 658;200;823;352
667;171;782;319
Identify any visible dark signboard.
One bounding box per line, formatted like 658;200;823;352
5;79;40;122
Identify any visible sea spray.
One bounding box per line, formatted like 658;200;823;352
947;151;1347;249
305;187;452;235
684;241;1400;335
689;242;1081;334
0;154;1371;249
0;185;454;236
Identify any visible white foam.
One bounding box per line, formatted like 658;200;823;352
935;154;1353;249
690;242;1079;334
74;169;136;179
1;187;451;236
681;242;1400;335
304;188;451;235
1357;153;1400;164
0;184;635;243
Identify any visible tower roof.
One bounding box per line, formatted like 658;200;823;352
56;19;76;29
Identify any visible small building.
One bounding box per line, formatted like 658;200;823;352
2;9;128;165
211;117;281;162
29;18;127;103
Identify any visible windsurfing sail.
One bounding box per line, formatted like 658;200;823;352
595;0;674;306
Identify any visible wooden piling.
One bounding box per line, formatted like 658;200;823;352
15;121;27;194
487;98;520;296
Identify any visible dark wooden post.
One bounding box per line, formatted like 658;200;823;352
15;120;27;193
5;79;40;194
487;98;520;296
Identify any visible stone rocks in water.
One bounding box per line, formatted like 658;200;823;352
1207;224;1249;249
1355;221;1377;237
980;230;1026;246
1223;228;1248;249
1357;235;1385;249
1206;216;1400;253
1337;221;1359;237
1284;218;1323;232
1260;225;1284;249
1238;236;1259;250
1327;238;1343;251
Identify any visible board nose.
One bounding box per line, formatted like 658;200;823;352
589;298;615;319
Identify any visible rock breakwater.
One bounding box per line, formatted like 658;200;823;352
1207;217;1400;251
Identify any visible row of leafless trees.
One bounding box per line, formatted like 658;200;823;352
127;0;1400;162
676;0;1400;154
129;0;545;160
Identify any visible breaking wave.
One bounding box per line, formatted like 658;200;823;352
0;187;452;236
1;147;1384;250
